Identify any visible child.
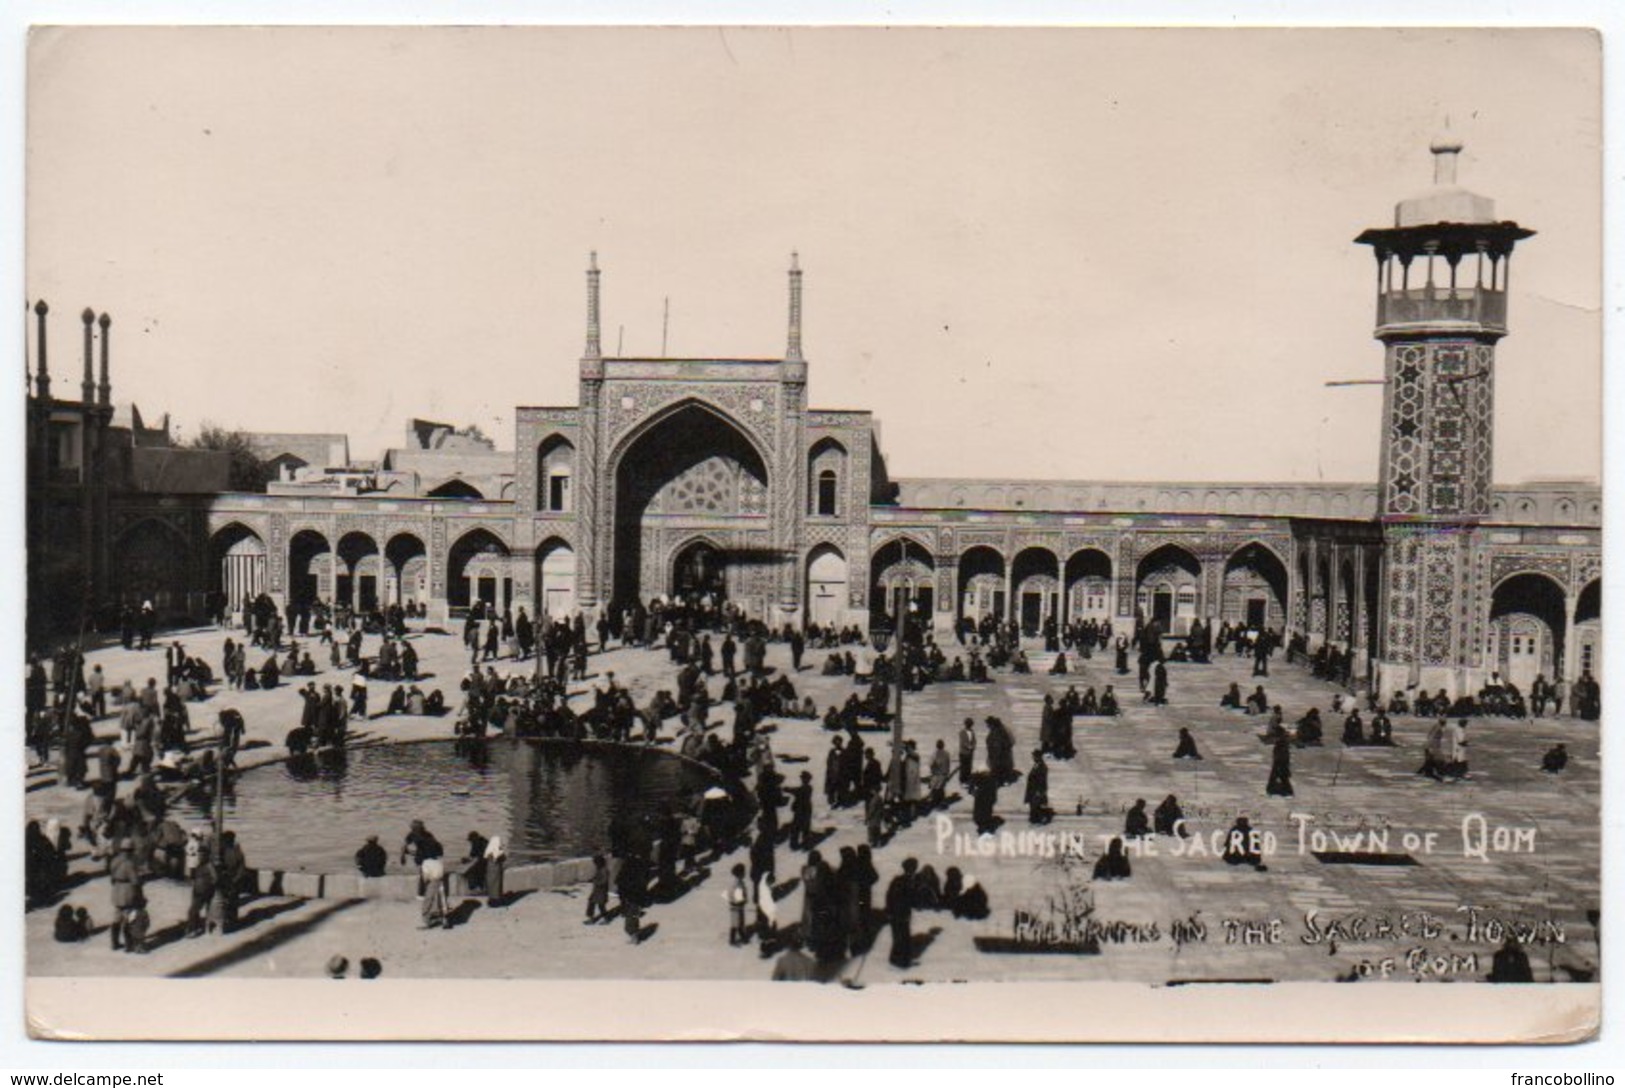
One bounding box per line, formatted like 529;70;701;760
585;854;611;924
726;864;750;946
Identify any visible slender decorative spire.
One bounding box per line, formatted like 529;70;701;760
1430;129;1463;187
81;308;96;405
584;251;602;359
97;312;112;407
786;251;803;362
32;299;49;400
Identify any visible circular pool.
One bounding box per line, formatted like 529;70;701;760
184;739;744;873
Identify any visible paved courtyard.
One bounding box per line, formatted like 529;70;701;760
26;622;1600;985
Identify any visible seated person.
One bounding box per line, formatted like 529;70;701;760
1168;643;1189;663
821;654;844;677
1222;817;1267;870
1245;686;1269;715
1294;708;1324;747
1387;690;1411;716
53;904;88;943
1340;710;1365;747
1048;653;1068;676
1172;727;1202;760
386;686;408;715
355;835;388;878
425;689;446;714
1123;799;1151;839
1098;686;1120;716
945;657;966;682
1092;837;1132;881
1010;650;1031;675
1541;743;1568;774
1220;683;1243;710
1153;794;1189;838
1368;710;1394;746
297;653;318;676
942;867;990;919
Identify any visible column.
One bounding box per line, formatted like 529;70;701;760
1563;595;1580;684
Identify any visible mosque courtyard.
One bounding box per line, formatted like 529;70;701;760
25;622;1600;985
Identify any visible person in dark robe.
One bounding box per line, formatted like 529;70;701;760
1092;837;1131;881
1024;750;1052;825
970;771;1001;835
1220;683;1243;710
1222;816;1267;870
1245;686;1269;715
463;831;490;894
1294;708;1324;747
1487;936;1535;983
1341;710;1366;747
1149;660;1169;706
54;904;87;943
355;835;388;877
885;857;918;968
1099;686;1121;716
1123;798;1151;839
1541;743;1569;774
1368;710;1394;746
942;867;990;919
1154;794;1189;838
985;716;1016;783
1172;727;1202;760
1266;737;1294;797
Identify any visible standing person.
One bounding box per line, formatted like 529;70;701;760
971;771;1001;835
789;628;805;673
1266;736;1294;797
823;737;845;808
1024;750;1051;824
483;835;507;905
186;850;217;938
928;739;952;809
108;839;145;951
788;771;815;851
755;870;779;955
419;854;448;930
616;844;650;945
726;863;751;947
400;820;444;897
885;857;919;969
959;720;979;785
584;854;611;924
1446;719;1470;779
900;741;923;824
217;830;247;933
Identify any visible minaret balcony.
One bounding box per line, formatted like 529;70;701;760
1376;285;1506;335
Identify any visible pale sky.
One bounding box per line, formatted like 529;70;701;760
25;26;1602;484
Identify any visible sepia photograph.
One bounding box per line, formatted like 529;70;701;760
19;24;1603;1042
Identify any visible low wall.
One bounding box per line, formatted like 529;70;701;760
246;854;599;903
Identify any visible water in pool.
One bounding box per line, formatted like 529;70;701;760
188;740;733;873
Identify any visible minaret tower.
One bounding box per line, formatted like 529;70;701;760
1356;135;1534;695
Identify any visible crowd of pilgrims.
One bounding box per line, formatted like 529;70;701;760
23;585;1602;974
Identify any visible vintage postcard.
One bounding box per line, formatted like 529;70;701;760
21;26;1601;1042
